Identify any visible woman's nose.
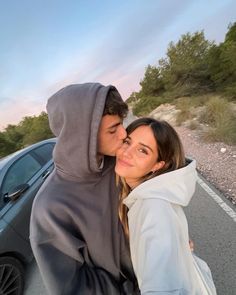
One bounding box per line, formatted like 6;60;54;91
122;145;133;158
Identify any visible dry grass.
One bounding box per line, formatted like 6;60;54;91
199;96;236;144
173;95;236;144
175;97;193;125
188;120;199;130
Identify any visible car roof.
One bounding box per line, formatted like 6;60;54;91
0;138;56;170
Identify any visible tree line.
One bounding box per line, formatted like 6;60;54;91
0;112;53;157
127;22;236;116
1;23;235;157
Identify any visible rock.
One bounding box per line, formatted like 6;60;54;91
149;104;180;125
220;148;226;153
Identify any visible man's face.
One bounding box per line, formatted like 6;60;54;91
97;115;127;156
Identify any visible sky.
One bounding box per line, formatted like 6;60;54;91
0;0;235;130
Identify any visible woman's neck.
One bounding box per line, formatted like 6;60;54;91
125;178;140;190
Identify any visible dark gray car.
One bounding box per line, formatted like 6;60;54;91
0;138;56;295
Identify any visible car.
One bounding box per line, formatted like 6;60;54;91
0;138;56;295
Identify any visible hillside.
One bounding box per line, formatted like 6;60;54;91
148;103;236;205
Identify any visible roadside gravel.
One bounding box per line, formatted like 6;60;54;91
175;126;236;205
127;109;236;205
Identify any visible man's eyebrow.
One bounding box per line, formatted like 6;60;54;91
108;122;121;129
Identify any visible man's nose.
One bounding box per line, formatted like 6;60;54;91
118;125;127;140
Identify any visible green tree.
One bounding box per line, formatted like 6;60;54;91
225;22;236;42
20;112;53;146
208;22;236;98
132;96;169;117
0;112;53;157
126;92;139;104
159;31;214;96
0;132;16;158
4;124;24;150
139;65;164;96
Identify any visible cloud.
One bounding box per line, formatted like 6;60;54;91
1;0;235;128
0;97;46;130
40;0;191;99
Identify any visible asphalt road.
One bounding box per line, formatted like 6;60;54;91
24;175;236;295
185;176;236;295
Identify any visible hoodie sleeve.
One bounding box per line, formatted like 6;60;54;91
30;192;122;295
127;198;189;295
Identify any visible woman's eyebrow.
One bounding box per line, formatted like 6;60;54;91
129;134;154;152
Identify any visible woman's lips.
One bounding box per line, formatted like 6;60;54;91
117;158;133;167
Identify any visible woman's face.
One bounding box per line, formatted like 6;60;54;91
115;125;164;189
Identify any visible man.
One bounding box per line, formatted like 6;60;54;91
30;83;138;295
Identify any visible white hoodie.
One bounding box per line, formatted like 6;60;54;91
123;160;216;295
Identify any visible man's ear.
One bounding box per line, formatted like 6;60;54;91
151;161;165;173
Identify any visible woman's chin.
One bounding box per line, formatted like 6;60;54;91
115;165;125;178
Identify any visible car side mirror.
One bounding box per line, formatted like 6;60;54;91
5;183;30;202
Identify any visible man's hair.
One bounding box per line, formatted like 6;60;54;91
103;89;128;118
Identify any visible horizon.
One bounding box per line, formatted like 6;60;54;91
0;0;235;130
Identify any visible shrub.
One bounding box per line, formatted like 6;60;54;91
132;96;170;116
200;96;236;144
223;82;236;101
175;97;193;125
199;96;229;124
188;120;199;130
203;115;236;144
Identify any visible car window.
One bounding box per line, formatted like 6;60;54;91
1;153;42;195
31;143;55;165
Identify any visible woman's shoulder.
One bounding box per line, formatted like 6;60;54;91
129;197;176;222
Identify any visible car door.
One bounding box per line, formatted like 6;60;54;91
0;142;55;241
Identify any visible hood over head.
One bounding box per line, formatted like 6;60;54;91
123;159;197;208
47;83;117;178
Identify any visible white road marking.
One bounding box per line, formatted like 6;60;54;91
197;177;236;223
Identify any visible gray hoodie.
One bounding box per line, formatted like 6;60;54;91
30;83;137;295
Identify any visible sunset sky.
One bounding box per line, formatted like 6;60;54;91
0;0;235;130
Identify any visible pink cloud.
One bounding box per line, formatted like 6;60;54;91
0;98;46;131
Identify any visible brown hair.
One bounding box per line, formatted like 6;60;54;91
118;117;186;236
103;89;128;119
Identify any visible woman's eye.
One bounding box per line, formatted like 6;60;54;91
123;139;130;145
138;148;148;155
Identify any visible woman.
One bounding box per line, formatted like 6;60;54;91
115;117;216;295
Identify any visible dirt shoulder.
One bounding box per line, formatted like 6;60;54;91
175;126;236;205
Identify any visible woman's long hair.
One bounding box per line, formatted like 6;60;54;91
118;117;186;236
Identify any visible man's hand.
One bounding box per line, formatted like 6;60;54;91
189;239;194;252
